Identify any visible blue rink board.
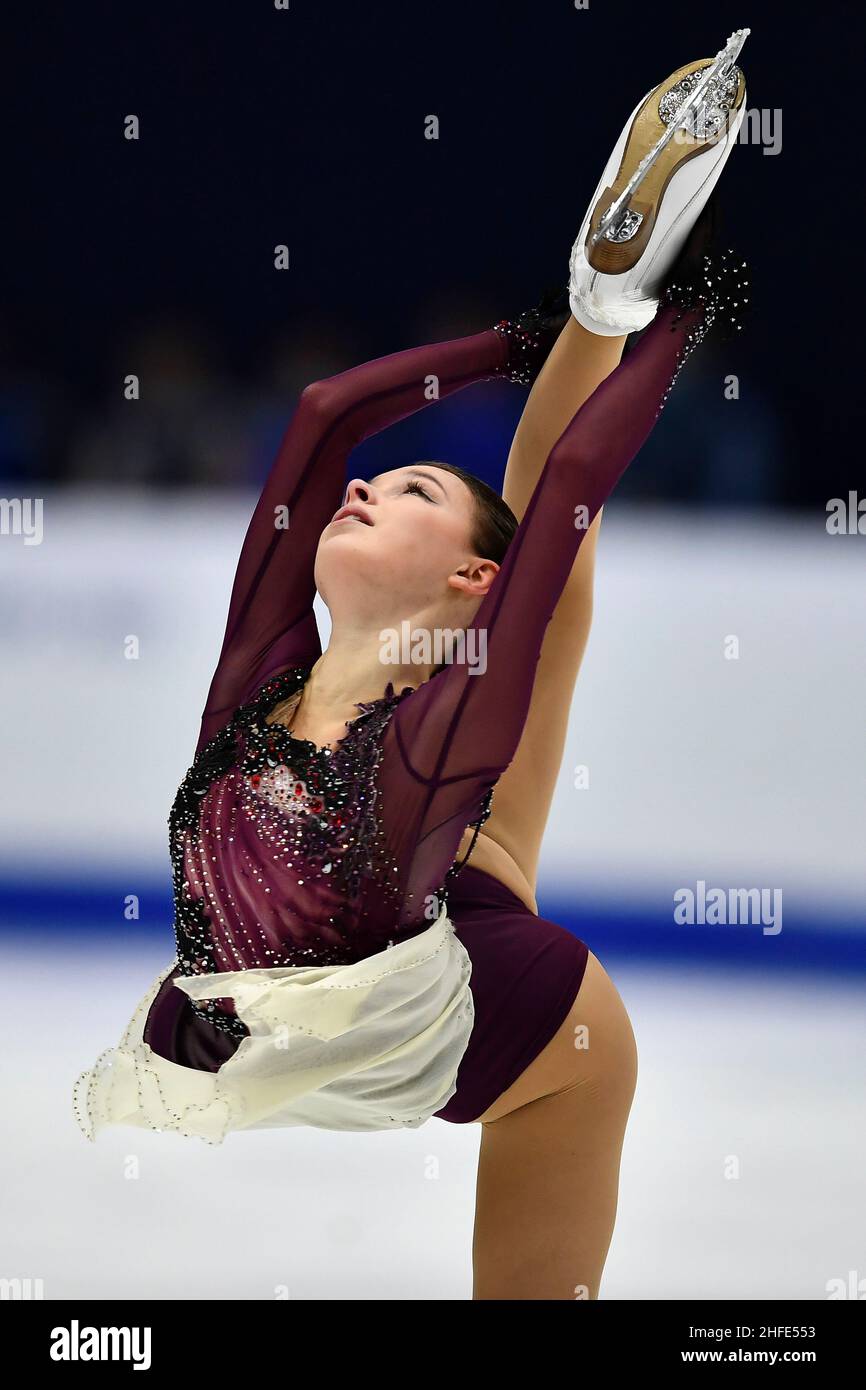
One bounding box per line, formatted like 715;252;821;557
1;869;863;977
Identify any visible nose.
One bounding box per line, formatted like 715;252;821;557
343;477;376;508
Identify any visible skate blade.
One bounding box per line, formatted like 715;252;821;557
586;53;747;274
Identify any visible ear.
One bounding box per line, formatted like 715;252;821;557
447;557;500;598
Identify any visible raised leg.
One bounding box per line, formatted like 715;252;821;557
503;316;628;520
480;318;628;893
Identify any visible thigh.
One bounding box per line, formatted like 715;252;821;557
474;948;637;1123
471;951;638;1300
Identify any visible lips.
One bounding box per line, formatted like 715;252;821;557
331;504;374;527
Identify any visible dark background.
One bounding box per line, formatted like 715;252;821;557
4;0;863;507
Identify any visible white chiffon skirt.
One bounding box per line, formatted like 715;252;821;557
72;904;475;1145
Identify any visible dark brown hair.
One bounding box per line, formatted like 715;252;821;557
412;459;518;565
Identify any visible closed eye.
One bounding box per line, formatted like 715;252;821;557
405;479;434;501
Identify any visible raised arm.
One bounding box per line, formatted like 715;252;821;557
378;286;723;928
195;326;524;755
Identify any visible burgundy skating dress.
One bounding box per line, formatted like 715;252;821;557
73;264;735;1142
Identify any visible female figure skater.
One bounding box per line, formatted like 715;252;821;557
74;30;752;1299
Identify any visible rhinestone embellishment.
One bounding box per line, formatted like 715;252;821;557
658;63;742;139
492;285;570;385
655;244;752;416
162;665;496;1042
165;667;414;1037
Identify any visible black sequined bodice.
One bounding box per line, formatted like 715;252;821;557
167;667;492;1039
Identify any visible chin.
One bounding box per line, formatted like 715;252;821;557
314;533;380;590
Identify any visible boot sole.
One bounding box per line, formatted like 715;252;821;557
586;57;747;274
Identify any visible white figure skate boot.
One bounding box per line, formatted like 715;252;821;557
569;28;750;336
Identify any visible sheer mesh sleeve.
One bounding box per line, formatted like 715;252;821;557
195;328;514;755
193;267;727;934
377;294;716;927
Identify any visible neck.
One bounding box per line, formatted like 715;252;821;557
299;623;441;727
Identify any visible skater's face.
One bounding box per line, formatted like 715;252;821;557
314;464;500;623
